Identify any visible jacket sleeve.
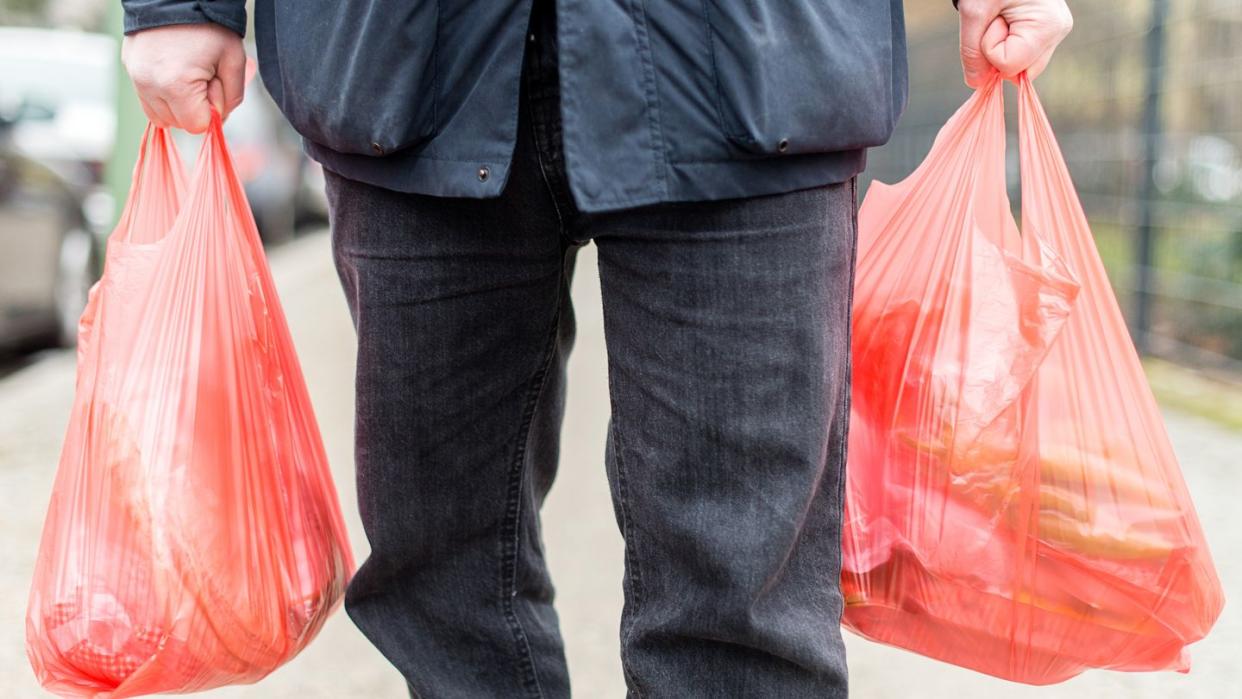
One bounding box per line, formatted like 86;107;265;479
122;0;247;38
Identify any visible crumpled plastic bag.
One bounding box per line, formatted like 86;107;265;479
26;118;355;698
840;76;1223;685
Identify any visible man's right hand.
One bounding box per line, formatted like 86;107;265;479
121;23;247;134
958;0;1074;88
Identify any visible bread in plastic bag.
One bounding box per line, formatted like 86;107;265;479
26;119;355;698
840;76;1223;684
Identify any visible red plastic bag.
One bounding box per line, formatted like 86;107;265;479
840;77;1223;684
26;118;355;698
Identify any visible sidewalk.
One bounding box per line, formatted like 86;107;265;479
2;232;1237;697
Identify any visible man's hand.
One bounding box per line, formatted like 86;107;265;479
958;0;1074;88
121;24;246;133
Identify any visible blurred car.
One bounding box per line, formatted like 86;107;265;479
0;27;116;187
1;28;316;244
0;110;101;350
296;158;329;228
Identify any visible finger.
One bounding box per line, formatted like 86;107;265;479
984;17;1062;80
138;94;176;129
207;78;225;119
980;16;1012;83
165;84;213;134
959;1;999;88
216;47;247;120
138;102;168;129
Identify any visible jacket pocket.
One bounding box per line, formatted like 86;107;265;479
702;0;900;156
259;0;439;157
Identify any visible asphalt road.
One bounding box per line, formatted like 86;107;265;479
2;232;1237;697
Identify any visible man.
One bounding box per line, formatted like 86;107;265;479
120;0;1072;696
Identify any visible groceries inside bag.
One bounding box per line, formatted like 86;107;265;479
26;120;355;698
840;76;1223;685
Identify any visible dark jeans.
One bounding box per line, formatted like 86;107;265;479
325;1;857;696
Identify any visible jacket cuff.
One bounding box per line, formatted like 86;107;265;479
122;1;247;38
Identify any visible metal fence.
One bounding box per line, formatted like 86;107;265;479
865;0;1242;374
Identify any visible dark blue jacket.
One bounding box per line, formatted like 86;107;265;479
123;1;908;213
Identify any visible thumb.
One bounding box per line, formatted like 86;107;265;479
207;78;225;120
960;6;1004;88
165;84;213;134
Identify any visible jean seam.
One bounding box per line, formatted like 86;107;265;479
499;279;564;699
834;177;860;623
602;333;647;698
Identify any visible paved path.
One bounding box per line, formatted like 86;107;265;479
2;232;1237;697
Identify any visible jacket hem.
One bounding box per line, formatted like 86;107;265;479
305;138;867;214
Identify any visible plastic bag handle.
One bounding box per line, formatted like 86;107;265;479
1016;75;1091;256
955;73;1085;265
113;123;186;245
180;108;264;252
202;108;250;202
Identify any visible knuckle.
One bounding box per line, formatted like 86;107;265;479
129;72;154;91
147;61;198;91
959;3;989;21
151;68;181;90
1060;11;1075;33
125;61;156;87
